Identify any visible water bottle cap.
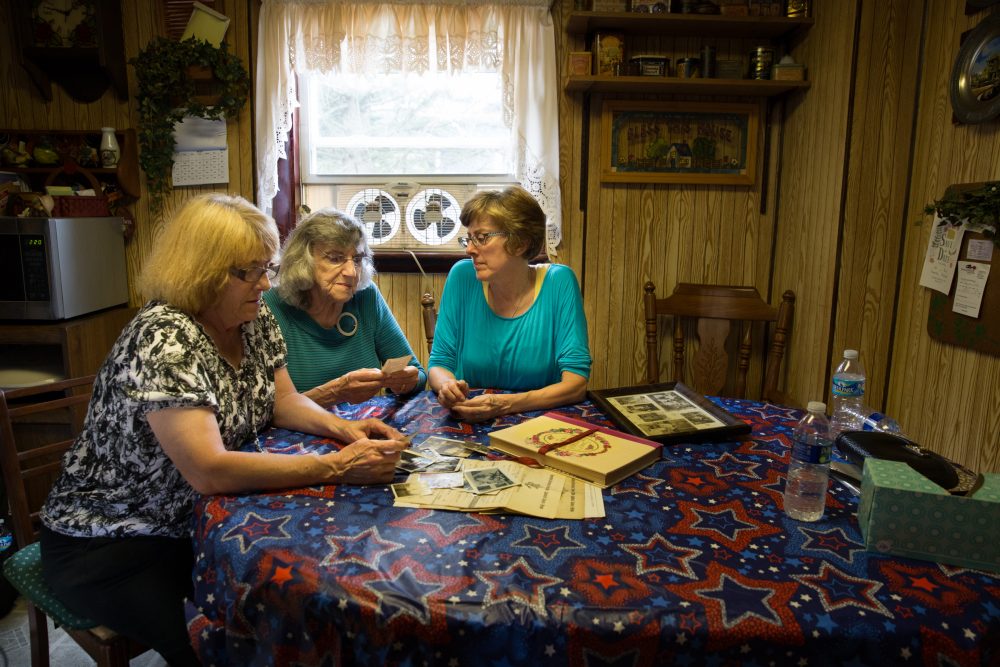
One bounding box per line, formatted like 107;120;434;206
807;401;827;412
843;349;858;359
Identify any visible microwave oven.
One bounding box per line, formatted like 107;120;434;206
0;217;128;320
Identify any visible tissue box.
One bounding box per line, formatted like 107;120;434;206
858;459;1000;572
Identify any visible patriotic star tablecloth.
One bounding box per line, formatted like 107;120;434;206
188;391;1000;666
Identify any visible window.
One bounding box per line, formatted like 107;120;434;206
299;70;514;256
256;0;562;260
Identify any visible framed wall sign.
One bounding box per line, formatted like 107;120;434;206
600;100;759;186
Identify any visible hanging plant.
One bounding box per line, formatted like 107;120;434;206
924;181;1000;239
130;37;250;213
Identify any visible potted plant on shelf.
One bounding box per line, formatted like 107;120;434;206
924;181;1000;239
130;37;250;213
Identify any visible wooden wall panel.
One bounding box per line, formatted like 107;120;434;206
889;1;1000;474
833;0;923;412
770;0;859;404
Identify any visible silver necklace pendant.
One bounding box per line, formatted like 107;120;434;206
336;311;359;337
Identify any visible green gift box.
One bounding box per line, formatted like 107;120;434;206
858;458;1000;572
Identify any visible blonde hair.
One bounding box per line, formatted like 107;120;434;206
140;194;279;313
459;185;545;259
275;208;375;310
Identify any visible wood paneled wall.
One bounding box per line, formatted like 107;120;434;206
0;0;255;307
4;1;998;473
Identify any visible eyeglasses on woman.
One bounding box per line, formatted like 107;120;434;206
230;263;280;282
457;231;507;248
321;252;366;268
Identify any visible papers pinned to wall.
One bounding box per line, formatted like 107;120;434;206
172;115;229;187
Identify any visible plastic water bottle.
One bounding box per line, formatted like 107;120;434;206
830;350;865;434
836;403;903;434
783;401;832;522
0;519;12;552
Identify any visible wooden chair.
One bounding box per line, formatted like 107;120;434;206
643;282;796;404
421;292;438;357
0;376;149;667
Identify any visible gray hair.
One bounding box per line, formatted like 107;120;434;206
275;208;375;309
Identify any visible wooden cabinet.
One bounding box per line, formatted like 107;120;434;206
564;11;813;96
0;306;135;383
0;128;140;200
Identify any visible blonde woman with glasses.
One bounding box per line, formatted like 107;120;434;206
39;194;407;667
428;185;592;422
263;208;425;406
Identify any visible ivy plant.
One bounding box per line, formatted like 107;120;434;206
130;37;250;213
924;181;1000;239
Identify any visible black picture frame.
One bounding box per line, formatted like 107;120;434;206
950;12;1000;124
587;381;751;445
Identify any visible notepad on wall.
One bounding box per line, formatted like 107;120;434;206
181;2;231;47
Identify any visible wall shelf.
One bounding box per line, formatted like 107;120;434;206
565;75;810;95
566;11;814;39
0;128;139;200
564;11;813;98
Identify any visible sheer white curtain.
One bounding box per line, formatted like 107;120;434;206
256;0;564;255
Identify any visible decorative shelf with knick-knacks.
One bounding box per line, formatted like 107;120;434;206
564;10;813;96
0;128;139;200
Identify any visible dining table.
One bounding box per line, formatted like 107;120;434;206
186;390;1000;666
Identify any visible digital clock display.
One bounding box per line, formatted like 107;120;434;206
26;238;44;247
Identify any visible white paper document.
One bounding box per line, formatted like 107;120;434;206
966;238;995;262
952;261;990;318
919;215;965;294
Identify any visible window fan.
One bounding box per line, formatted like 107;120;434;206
405;188;461;246
345;189;400;245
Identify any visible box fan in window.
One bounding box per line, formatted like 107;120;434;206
335;182;481;252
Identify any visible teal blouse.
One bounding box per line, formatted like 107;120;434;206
427;259;591;390
263;285;426;397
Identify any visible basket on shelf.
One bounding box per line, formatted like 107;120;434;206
45;166;111;217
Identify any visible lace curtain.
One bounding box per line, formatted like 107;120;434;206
256;0;564;255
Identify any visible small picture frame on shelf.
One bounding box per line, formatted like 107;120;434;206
629;0;674;11
600;100;760;185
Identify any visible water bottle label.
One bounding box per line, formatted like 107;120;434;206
791;439;832;464
862;412;885;431
832;377;864;397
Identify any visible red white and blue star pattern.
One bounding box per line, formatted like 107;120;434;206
188;392;1000;666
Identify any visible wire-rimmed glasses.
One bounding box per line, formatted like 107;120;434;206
321;252;366;269
230;263;279;282
457;231;508;248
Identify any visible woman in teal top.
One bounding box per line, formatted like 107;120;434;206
428;186;591;422
265;209;425;406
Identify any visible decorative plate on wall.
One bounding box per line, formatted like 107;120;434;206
950;12;1000;124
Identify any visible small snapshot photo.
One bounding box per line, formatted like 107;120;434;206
458;440;493;456
625;402;659;412
396;449;436;472
464;467;517;494
649;391;690;410
390;481;431;498
420;457;462;473
681;410;720;426
413;472;465;489
419;436;473;458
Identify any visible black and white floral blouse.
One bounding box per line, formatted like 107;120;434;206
41;300;287;539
